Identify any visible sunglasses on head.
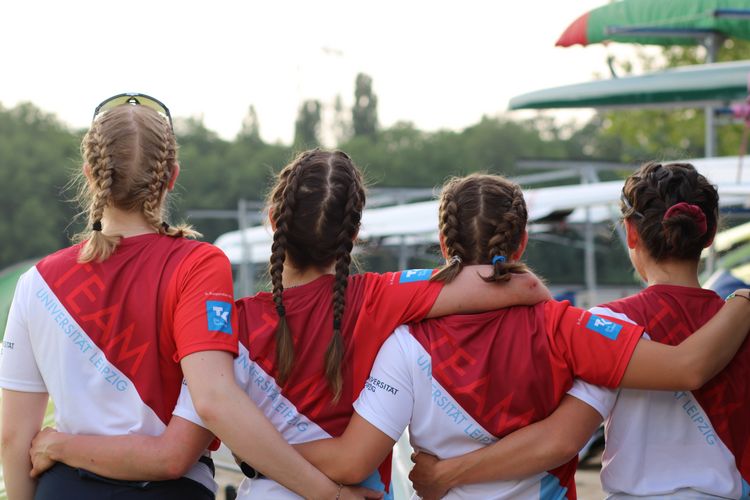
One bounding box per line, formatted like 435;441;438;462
620;191;644;219
92;92;173;131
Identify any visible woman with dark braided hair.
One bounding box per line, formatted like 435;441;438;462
25;150;549;499
409;165;750;499
0;97;379;500
289;172;750;499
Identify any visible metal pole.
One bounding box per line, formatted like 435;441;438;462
704;34;721;275
398;236;408;270
237;199;252;297
581;168;598;308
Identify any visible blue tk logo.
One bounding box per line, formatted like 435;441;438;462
586;315;622;340
399;269;432;283
206;300;233;334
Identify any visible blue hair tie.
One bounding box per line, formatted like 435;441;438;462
492;255;506;265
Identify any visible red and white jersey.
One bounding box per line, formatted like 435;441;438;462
353;300;643;499
174;269;443;499
569;285;750;499
0;234;238;492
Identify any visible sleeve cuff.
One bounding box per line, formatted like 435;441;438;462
352;402;405;442
567;383;616;420
0;378;47;393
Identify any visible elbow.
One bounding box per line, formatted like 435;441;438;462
337;461;375;485
545;436;581;469
161;457;196;480
191;386;229;430
680;355;713;391
683;370;709;391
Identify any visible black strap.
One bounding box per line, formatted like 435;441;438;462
239;461;264;480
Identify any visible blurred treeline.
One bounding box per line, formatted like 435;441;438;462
1;42;749;284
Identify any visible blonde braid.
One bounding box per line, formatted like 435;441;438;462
143;116;199;239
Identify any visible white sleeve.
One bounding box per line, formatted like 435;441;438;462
0;270;46;392
353;326;414;442
567;306;633;419
172;378;206;427
567;378;618;420
172;343;252;427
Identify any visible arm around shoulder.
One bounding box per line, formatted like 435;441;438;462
427;267;550;318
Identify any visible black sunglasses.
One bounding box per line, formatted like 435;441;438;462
92;93;173;131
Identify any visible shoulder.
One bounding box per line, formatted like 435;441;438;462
175;240;232;271
36;244;82;272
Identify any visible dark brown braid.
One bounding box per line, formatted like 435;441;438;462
621;162;718;261
268;157;304;386
482;181;529;282
326;153;364;401
267;149;365;399
432;174;529;283
431;182;466;283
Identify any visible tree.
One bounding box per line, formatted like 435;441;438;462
238;105;261;143
352;73;378;138
331;94;352;145
294;100;322;148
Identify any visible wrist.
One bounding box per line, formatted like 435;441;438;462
727;289;750;303
436;456;463;489
307;479;339;500
46;433;69;462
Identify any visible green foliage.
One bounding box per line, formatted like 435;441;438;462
352;73;378;137
592;39;750;162
0;102;81;268
293;100;322;149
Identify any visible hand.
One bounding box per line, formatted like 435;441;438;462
337;485;384;500
409;451;450;500
29;427;61;478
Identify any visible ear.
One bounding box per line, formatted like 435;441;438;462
83;163;93;181
624;218;639;249
438;233;448;261
167;163;180;191
510;230;529;261
268;207;276;231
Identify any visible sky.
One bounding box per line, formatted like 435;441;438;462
1;0;648;143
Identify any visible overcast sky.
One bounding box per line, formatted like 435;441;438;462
2;0;647;143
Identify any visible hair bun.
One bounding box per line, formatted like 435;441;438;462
663;202;707;236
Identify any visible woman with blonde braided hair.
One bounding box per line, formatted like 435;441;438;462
1;95;379;500
288;172;750;499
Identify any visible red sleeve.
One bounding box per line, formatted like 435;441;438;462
349;270;442;391
171;244;239;362
363;270;444;326
545;300;642;388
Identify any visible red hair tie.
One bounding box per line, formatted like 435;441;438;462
663;202;707;236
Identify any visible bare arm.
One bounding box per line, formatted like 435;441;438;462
1;389;48;500
409;395;602;499
28;416;213;480
294;412;397;485
621;291;750;390
180;350;343;500
427;267;551;318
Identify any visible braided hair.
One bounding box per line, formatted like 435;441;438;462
432;174;529;283
267;149;365;401
621;162;718;261
76;104;198;263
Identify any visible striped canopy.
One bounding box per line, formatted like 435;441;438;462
557;0;750;47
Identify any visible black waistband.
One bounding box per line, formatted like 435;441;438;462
198;455;215;478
